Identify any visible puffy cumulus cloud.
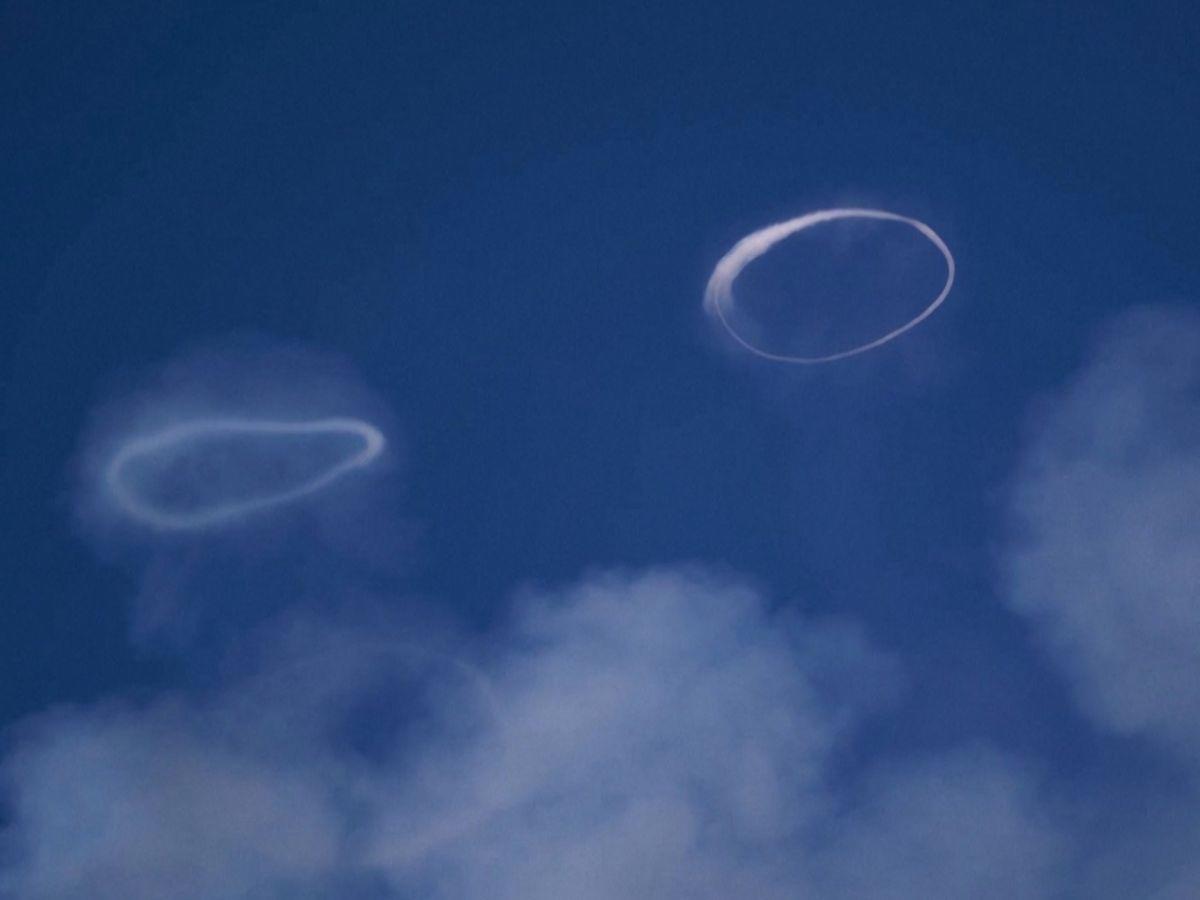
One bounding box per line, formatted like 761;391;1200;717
0;568;1064;900
373;569;1063;900
369;568;877;899
813;747;1065;900
0;700;345;900
1003;306;1200;757
0;606;489;900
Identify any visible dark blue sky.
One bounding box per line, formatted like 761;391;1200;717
2;4;1199;892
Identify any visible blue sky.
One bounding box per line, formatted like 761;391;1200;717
2;2;1199;897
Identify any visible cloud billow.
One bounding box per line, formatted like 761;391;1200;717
1004;306;1200;757
0;567;1061;899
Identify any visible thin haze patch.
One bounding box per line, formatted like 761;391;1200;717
226;633;508;737
105;416;386;531
705;208;955;364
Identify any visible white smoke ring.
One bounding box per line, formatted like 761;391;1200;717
105;416;386;531
705;208;955;364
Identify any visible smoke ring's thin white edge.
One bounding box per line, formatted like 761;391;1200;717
704;207;956;364
104;416;386;531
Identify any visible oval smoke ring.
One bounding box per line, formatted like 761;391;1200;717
705;207;955;364
104;417;386;531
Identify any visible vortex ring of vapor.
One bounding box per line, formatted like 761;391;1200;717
104;417;386;530
704;208;955;364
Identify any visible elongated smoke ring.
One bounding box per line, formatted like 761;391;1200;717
705;208;955;364
105;416;386;530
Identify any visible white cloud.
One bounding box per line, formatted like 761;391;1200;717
0;701;344;900
374;571;1062;900
370;568;873;899
813;747;1064;899
1004;306;1200;756
1;568;1066;899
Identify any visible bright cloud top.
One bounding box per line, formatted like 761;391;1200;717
1004;306;1200;757
0;568;1063;900
704;208;955;364
104;417;386;531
